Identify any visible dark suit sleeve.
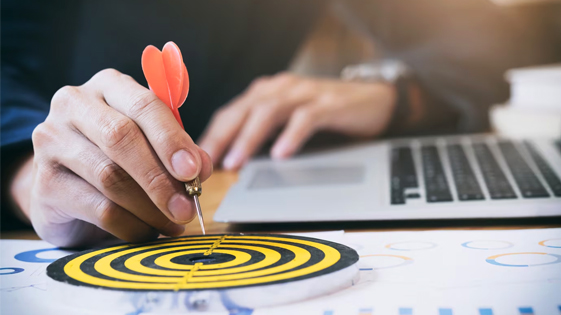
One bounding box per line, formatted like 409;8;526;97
2;2;49;148
1;0;79;229
337;0;559;133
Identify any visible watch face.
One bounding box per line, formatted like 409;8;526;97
341;60;409;83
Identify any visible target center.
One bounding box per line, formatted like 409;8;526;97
189;255;217;263
170;252;236;266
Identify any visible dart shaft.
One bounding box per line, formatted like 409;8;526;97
193;195;205;235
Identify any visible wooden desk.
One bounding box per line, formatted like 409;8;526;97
1;170;560;240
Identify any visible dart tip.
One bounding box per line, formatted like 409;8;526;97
193;195;206;235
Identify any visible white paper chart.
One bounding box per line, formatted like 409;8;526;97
1;229;560;315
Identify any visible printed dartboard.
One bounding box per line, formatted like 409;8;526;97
47;234;359;291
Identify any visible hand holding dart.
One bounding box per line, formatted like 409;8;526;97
141;41;206;234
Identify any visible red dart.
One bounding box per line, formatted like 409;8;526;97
162;42;184;109
141;41;190;129
140;42;205;235
178;64;190;108
141;45;171;107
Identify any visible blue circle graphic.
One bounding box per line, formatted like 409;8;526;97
461;240;513;250
486;252;561;267
539;239;561;249
14;248;62;263
0;267;24;275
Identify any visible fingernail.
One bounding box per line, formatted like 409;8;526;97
223;150;243;170
172;149;199;180
162;221;185;236
167;193;195;222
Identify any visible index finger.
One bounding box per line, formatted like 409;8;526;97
88;70;210;183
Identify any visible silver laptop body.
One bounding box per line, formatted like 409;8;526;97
214;134;561;223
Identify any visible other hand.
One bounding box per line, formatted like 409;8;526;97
199;73;396;170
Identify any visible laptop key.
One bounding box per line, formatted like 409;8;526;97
447;144;484;201
390;147;418;205
524;141;561;197
498;141;549;198
405;193;421;199
421;146;453;202
472;143;517;199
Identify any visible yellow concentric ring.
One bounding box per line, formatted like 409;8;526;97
155;249;251;271
59;235;346;290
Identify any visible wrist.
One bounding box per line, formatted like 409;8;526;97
341;60;410;135
9;154;34;223
371;81;398;118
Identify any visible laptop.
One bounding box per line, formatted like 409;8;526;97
214;134;561;223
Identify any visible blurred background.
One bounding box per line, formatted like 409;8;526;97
289;1;561;138
291;1;561;77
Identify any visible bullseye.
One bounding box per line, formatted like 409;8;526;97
47;234;358;292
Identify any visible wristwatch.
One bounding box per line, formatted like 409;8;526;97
341;60;413;134
341;60;410;84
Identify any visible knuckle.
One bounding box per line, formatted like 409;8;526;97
120;73;135;81
51;85;80;110
88;68;120;86
96;68;121;80
94;198;119;226
31;123;51;148
96;160;131;191
32;153;48;171
31;123;61;162
252;102;277;119
213;106;228;118
127;91;160;119
293;107;315;123
146;168;172;194
275;72;292;79
249;76;270;91
151;128;183;154
273;72;295;84
100;117;139;150
213;106;235;122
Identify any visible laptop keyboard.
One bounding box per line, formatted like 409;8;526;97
525;142;561;197
390;147;418;205
472;143;517;200
498;141;549;198
447;144;484;201
390;139;560;205
421;146;453;202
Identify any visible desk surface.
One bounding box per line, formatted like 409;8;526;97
2;170;560;240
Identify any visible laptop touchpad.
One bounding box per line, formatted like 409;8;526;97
249;165;365;190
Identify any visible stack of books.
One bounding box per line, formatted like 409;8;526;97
491;64;561;138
